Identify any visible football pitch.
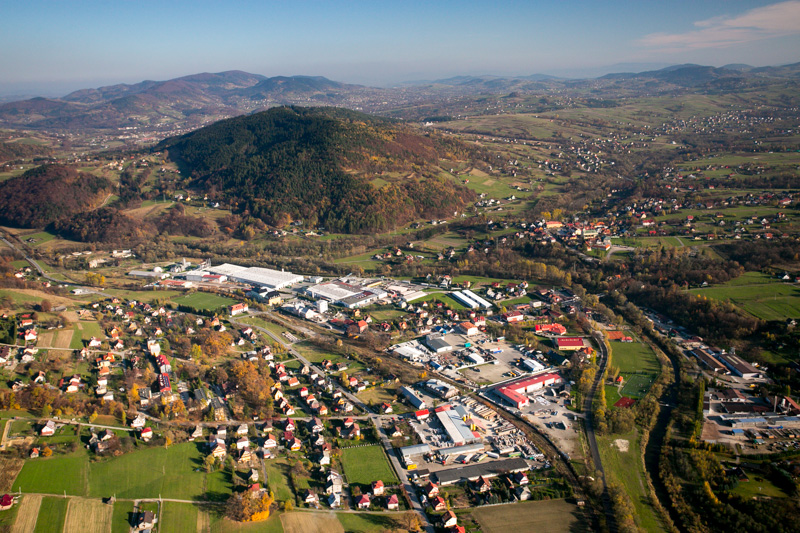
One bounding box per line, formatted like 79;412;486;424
621;373;654;399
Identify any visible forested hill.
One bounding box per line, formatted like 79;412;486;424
157;106;477;233
0;164;113;228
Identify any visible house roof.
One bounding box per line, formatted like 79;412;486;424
556;336;586;348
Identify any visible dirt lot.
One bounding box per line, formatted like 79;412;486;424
63;497;112;533
53;330;74;349
0;457;24;490
11;494;42;533
524;391;583;460
472;498;587;533
281;511;345;533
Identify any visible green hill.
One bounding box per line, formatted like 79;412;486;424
157;106;477;233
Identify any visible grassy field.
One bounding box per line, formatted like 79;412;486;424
70;320;104;349
32;496;69;533
264;459;294;503
356;387;408;414
161;501;199;532
111;500;135;533
12;453;89;496
597;430;665;532
470;499;587;533
25;231;57;247
412;292;468;311
238;316;289;337
172;292;237;312
605;385;623;409
729;472;790;499
610;338;660;375
88;442;220;500
689;277;800;321
13;443;233;501
340;445;398;486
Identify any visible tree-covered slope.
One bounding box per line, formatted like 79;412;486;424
157;106;476;233
0;164;113;227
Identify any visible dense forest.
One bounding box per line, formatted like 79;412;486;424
52;207;153;244
157;106;477;233
0;164;112;227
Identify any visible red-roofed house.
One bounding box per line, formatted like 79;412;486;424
0;494;13;511
230;303;249;316
387;494;399;510
534;323;567;335
502;311;524;323
357;494;371;509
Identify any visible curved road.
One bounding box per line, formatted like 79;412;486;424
585;331;616;530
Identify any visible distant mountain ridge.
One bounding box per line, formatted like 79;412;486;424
1;62;798;132
0;72;373;131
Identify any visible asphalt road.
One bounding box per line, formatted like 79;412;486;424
585;331;616;530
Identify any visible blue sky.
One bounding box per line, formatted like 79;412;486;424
1;0;799;95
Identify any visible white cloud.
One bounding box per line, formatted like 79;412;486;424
639;1;800;51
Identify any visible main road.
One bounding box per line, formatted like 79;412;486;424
585;330;616;529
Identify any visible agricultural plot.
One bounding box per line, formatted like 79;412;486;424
471;499;587;533
62;498;112;533
32;496;69;533
336;513;403;533
340;445;398;486
690;280;800;321
172;292;237;312
11;494;42;533
283;512;343;533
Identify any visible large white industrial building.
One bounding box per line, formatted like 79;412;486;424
202;263;304;290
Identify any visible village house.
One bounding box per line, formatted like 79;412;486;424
357;494;371;509
40;420;56;436
386;494;399;510
431;495;447;511
441;510;458;528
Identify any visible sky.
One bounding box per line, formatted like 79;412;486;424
1;0;799;96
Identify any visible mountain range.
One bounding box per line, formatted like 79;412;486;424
0;63;798;132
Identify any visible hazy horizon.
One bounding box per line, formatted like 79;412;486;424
2;0;800;97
